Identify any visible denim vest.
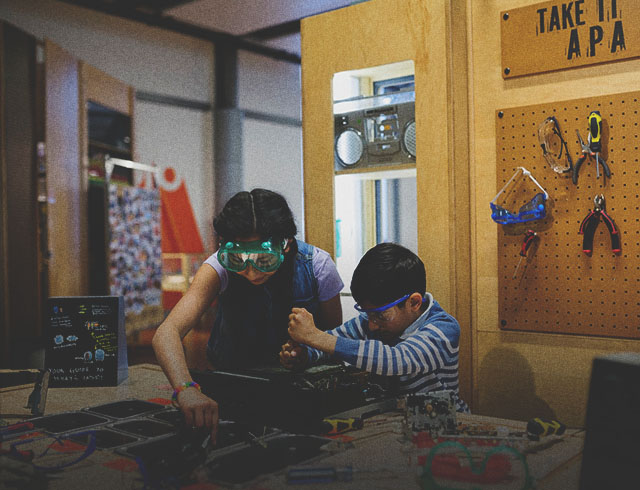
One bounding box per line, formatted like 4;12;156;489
207;240;319;369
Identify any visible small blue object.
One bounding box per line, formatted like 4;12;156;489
490;193;547;225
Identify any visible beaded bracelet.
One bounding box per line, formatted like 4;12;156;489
171;381;201;405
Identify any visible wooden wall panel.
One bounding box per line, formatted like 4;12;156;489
476;330;636;427
301;0;473;406
0;22;7;365
471;0;640;425
45;40;84;296
496;93;640;339
3;23;43;365
82;62;133;116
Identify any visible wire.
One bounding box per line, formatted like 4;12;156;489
10;430;97;472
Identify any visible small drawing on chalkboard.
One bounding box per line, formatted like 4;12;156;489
45;296;128;387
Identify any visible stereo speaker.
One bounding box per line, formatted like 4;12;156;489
334;100;415;172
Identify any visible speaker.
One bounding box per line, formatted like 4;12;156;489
334;99;415;172
579;352;640;489
402;119;417;158
334;121;365;169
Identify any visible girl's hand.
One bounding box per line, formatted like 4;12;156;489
176;388;219;444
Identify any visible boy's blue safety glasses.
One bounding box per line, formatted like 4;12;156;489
217;238;286;273
354;294;411;323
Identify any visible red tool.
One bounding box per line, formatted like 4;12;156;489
512;230;537;279
579;194;620;254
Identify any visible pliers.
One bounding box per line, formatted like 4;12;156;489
578;194;620;254
572;130;611;185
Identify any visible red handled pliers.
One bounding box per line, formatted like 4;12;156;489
578;194;620;254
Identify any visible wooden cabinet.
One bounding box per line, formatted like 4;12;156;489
1;32;149;367
1;23;47;367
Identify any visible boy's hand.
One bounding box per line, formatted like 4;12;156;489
288;307;320;344
288;307;338;355
279;340;308;369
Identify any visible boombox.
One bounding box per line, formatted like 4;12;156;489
334;94;416;172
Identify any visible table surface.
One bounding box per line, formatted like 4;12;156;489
0;364;584;490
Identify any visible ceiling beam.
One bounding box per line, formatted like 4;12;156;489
60;0;301;64
242;19;300;40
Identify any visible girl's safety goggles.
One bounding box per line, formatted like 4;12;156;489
354;294;411;323
217;238;287;273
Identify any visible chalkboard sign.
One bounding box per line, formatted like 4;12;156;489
45;296;128;387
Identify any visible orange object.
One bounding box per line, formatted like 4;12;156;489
160;167;204;253
163;290;184;310
147;397;172;406
103;458;140;472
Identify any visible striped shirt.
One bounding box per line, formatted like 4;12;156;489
306;293;469;412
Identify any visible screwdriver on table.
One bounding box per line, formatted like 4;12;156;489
512;230;537;279
320;417;364;435
526;417;566;441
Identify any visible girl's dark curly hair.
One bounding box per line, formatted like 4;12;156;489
213;188;297;244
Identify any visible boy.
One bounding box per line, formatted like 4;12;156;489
280;242;468;412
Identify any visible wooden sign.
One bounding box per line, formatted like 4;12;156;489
45;296;128;387
501;0;640;78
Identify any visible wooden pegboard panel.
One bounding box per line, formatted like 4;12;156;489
496;92;640;339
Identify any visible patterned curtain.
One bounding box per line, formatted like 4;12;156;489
108;184;163;331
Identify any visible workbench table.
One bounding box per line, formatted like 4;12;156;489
1;364;584;489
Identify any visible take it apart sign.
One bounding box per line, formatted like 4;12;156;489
501;0;639;78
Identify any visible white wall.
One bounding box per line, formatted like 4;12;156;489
135;103;215;248
238;50;301;119
0;0;215;249
237;50;304;237
242;119;303;235
1;0;306;250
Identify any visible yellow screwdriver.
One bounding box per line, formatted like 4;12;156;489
588;111;603;178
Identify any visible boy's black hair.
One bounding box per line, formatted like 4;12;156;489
350;242;426;306
213;188;297;244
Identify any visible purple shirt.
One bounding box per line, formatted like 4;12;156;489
204;245;344;301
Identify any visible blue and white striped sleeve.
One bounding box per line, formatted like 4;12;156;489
305;315;368;363
330;323;460;376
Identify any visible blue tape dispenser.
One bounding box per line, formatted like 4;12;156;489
490;167;549;225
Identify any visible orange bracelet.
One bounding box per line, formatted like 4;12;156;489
171;381;201;405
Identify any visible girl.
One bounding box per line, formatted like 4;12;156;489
152;188;343;440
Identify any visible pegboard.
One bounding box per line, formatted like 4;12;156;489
496;91;640;339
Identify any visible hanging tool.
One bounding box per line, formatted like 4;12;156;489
588;110;603;177
490;167;549;225
512;230;537;279
578;194;621;254
572;122;610;185
526;418;566;441
538;116;573;173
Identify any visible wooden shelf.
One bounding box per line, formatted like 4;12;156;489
88;139;131;158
